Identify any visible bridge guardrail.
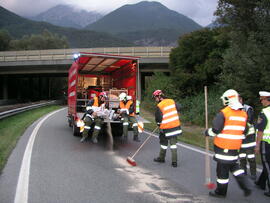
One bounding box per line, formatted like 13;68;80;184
0;47;173;62
0;101;57;120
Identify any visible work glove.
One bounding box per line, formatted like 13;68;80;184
204;129;210;137
204;128;216;137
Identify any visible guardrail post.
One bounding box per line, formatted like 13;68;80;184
147;47;149;56
132;47;134;56
161;47;163;57
118;47;120;55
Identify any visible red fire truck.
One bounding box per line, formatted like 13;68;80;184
67;52;141;137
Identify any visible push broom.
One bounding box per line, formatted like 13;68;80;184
204;86;216;189
127;127;159;166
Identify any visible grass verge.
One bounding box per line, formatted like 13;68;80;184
0;105;62;173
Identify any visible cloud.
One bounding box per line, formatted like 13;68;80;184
0;0;218;26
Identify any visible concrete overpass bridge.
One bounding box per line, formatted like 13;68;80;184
0;47;173;102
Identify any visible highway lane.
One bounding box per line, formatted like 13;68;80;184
0;108;269;203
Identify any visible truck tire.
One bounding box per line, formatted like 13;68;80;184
73;124;80;136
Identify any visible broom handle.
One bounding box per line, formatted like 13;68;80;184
204;86;211;183
131;127;159;159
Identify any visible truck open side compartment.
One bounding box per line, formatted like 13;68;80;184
67;53;140;137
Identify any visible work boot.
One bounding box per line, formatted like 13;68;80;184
172;162;177;168
264;191;270;197
153;157;165;163
80;137;86;143
208;191;226;198
133;135;140;142
92;137;98;144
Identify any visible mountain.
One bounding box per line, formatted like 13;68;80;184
0;6;132;48
30;5;103;29
85;1;202;46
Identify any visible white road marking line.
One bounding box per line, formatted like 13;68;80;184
14;108;65;203
144;130;262;173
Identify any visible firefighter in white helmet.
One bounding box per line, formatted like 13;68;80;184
119;92;140;142
81;92;108;144
205;89;251;198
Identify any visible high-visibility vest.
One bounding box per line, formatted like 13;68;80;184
120;100;135;116
136;100;140;114
158;99;180;129
262;106;270;144
214;106;247;150
93;97;99;107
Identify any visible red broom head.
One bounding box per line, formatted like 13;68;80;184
127;157;137;166
205;182;216;190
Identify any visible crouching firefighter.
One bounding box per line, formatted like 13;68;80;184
119;92;140;142
80;92;108;144
205;89;251;198
238;96;257;180
152;90;182;168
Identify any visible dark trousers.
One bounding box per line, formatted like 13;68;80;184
239;147;257;176
158;132;177;163
215;161;250;195
256;141;270;191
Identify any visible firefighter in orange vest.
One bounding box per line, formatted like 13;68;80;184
119;92;140;142
81;92;108;143
205;89;251;198
152;90;182;168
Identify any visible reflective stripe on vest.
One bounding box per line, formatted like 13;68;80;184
262;106;270;143
120;100;134;116
214;106;247;150
158;99;180;129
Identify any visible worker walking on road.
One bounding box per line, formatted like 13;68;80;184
205;89;251;198
119;92;140;142
255;91;270;197
152;90;182;168
238;96;257;180
81;92;108;144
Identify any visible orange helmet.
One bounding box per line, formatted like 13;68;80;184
152;90;163;98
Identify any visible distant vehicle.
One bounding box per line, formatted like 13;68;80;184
67;52;142;137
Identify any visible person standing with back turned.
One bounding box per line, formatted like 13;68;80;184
255;91;270;197
152;90;182;168
205;89;251;198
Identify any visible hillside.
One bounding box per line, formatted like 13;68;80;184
0;6;132;48
85;1;202;45
30;5;103;29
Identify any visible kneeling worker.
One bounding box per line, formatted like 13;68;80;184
119;92;140;142
81;92;108;143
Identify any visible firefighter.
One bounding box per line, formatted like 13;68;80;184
238;96;257;180
152;90;182;168
255;91;270;197
119;92;140;142
205;89;251;198
80;92;108;144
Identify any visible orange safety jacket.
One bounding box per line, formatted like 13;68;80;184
92;97;99;107
214;106;247;150
120;100;135;116
158;99;180;129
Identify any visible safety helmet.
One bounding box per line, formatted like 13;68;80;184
99;91;107;98
220;89;243;109
119;92;127;101
152;90;163;98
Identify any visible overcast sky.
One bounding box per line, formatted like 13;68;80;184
0;0;219;26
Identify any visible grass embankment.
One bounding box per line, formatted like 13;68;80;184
0;105;62;173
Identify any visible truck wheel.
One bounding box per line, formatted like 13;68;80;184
73;124;80;136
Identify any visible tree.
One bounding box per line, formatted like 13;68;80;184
169;28;229;97
216;0;270;106
0;29;11;51
9;29;69;50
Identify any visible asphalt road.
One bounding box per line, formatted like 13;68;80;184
0;108;269;203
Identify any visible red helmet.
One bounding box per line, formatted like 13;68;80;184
152;90;163;98
99;91;107;98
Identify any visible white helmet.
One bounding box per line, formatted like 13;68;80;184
220;89;243;110
119;92;127;101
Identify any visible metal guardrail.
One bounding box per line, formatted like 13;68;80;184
0;101;57;120
0;47;173;62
